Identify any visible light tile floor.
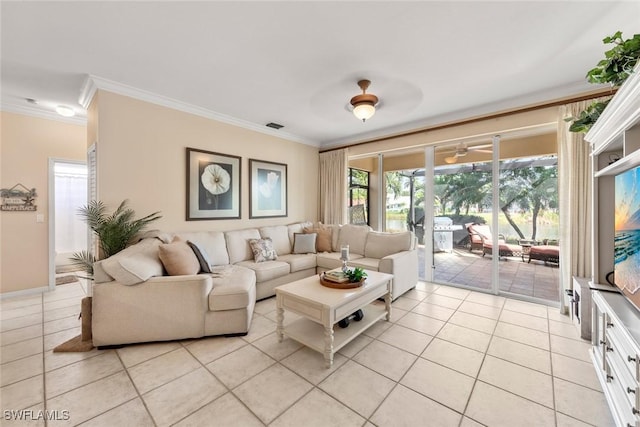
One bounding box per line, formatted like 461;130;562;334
1;279;614;426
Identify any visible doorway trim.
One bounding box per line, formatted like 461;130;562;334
48;158;87;289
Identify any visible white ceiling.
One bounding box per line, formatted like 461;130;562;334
1;1;638;148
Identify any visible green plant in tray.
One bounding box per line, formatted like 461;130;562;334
345;267;367;283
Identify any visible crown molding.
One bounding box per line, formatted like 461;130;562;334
79;75;98;110
81;75;319;148
0;102;87;126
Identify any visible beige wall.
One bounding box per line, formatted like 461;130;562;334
93;91;319;233
1;112;87;293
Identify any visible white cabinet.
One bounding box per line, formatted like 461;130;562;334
586;63;640;285
591;291;640;427
585;63;640;427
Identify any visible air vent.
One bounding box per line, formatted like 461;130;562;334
266;122;284;130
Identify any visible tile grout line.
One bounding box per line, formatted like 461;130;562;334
179;335;266;425
112;348;159;427
40;292;48;427
457;291;506;425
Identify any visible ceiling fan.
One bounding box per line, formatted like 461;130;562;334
442;143;492;164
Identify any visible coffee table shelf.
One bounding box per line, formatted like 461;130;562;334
282;304;386;354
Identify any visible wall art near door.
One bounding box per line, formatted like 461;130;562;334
187;148;241;220
249;159;288;218
1;183;37;211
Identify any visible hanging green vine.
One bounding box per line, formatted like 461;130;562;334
566;31;640;133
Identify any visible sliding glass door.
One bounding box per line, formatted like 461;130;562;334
431;142;494;291
498;156;559;301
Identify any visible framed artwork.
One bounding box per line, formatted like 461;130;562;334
186;148;241;220
249;159;288;218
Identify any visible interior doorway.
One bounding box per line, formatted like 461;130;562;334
48;159;88;288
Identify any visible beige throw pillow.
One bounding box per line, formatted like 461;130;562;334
304;225;332;252
158;238;200;276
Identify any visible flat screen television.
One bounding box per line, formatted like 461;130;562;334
614;164;640;311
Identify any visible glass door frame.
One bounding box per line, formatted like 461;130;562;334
422;136;502;296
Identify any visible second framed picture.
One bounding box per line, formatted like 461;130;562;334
249;159;288;218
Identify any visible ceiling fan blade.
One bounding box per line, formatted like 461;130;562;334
471;143;493;150
473;149;493;153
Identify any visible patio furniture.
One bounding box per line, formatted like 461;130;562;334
466;222;493;252
528;243;560;265
348;204;367;225
482;241;523;258
466;223;523;259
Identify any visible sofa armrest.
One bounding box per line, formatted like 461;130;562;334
92;275;213;346
378;250;418;300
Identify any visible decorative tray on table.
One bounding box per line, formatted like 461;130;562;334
319;272;364;289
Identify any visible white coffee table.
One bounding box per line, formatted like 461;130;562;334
275;269;393;368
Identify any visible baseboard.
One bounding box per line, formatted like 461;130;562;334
0;285;50;300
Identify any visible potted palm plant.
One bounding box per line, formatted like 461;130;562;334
70;199;162;275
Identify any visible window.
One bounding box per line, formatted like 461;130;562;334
348;168;369;225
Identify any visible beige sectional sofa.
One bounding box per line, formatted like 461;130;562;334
91;222;418;347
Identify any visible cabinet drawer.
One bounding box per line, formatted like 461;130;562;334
604;306;640;381
608;322;640;382
606;347;640;422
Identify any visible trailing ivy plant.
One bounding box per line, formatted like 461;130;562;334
566;31;640;133
70;200;161;276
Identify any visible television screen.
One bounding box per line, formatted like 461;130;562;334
614;164;640;310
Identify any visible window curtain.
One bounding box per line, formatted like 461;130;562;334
319;149;347;225
557;97;609;312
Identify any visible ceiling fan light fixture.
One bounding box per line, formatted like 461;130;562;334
444;156;458;164
350;79;378;122
353;103;376;122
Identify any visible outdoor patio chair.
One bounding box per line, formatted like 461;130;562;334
348;204;367;225
466;222;490;252
466;222;523;258
528;240;560;265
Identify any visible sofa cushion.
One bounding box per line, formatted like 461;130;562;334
303;225;332;252
187;241;212;273
249;238;278;262
235;260;290;282
338;224;371;255
208;266;256;311
364;231;413;259
175;231;229;266
158;239;200;276
293;233;317;254
225;229;261;264
277;254;317;273
315;252;363;270
100;238;164;285
259;225;292;256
